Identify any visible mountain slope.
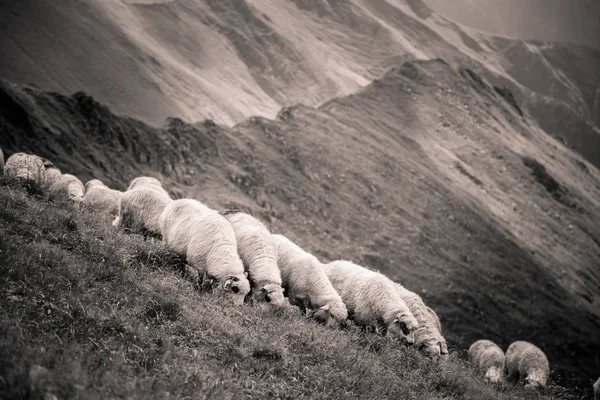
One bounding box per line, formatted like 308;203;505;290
1;56;599;394
1;0;599;170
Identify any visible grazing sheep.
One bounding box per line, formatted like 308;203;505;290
127;176;163;191
395;284;448;356
0;146;4;176
505;341;550;389
112;183;172;237
5;152;53;183
323;260;418;343
594;376;600;400
82;180;123;215
468;339;505;383
43;167;62;188
159;199;250;305
48;173;85;204
272;234;347;325
224;212;285;306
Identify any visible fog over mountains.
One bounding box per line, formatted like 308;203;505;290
1;0;599;396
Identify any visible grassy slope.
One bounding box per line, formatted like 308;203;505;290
1;60;599;396
0;180;564;399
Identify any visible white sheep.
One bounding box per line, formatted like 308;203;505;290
505;341;550;389
43;167;62;188
395;284;448;356
323;260;418;343
159;199;250;305
48;173;85;204
4;152;53;183
82;180;123;215
468;339;505;383
272;234;348;325
593;376;599;400
224;212;285;306
112;181;172;238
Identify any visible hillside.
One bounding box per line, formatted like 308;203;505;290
1;0;599;169
1;179;567;399
1;54;599;397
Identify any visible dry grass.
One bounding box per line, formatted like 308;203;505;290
0;180;570;399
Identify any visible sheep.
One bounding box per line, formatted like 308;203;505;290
112;181;172;238
43;167;62;188
395;284;448;356
594;376;600;400
224;212;285;306
323;259;418;343
272;234;347;325
505;341;550;389
48;173;85;204
468;339;505;383
4;152;53;183
159;199;250;305
82;180;123;215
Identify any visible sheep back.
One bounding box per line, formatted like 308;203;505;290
505;341;549;389
273;234;347;323
114;185;172;236
468;339;505;382
5;153;51;183
82;184;123;215
85;179;105;192
226;212;284;306
159;199;250;305
49;173;85;204
593;376;599;400
127;176;163;191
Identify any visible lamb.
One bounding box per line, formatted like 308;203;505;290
272;234;347;324
594;376;600;400
159;199;250;305
4;152;53;183
224;212;285;306
112;179;172;237
323;260;418;343
48;173;85;204
468;339;505;383
505;341;550;389
82;179;123;215
395;284;448;356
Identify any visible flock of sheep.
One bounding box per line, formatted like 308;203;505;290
2;149;599;396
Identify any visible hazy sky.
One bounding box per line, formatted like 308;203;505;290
424;0;600;49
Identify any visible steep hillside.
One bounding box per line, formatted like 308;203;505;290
0;179;565;399
1;57;599;395
1;0;599;169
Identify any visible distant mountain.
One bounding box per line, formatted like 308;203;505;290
1;0;599;169
2;56;599;392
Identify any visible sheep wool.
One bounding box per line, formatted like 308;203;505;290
113;184;172;237
593;376;600;400
0;146;4;176
323;260;418;343
49;173;85;204
82;181;123;215
505;341;549;389
273;234;347;324
159;199;250;305
225;212;285;306
127;176;163;191
468;339;505;383
396;284;448;356
43;167;63;188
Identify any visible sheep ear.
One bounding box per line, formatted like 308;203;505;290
243;271;248;278
223;278;233;289
319;304;330;311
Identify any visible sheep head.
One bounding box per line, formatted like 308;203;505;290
221;275;251;306
253;283;285;306
311;304;331;324
523;370;546;389
484;366;504;383
387;313;419;345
